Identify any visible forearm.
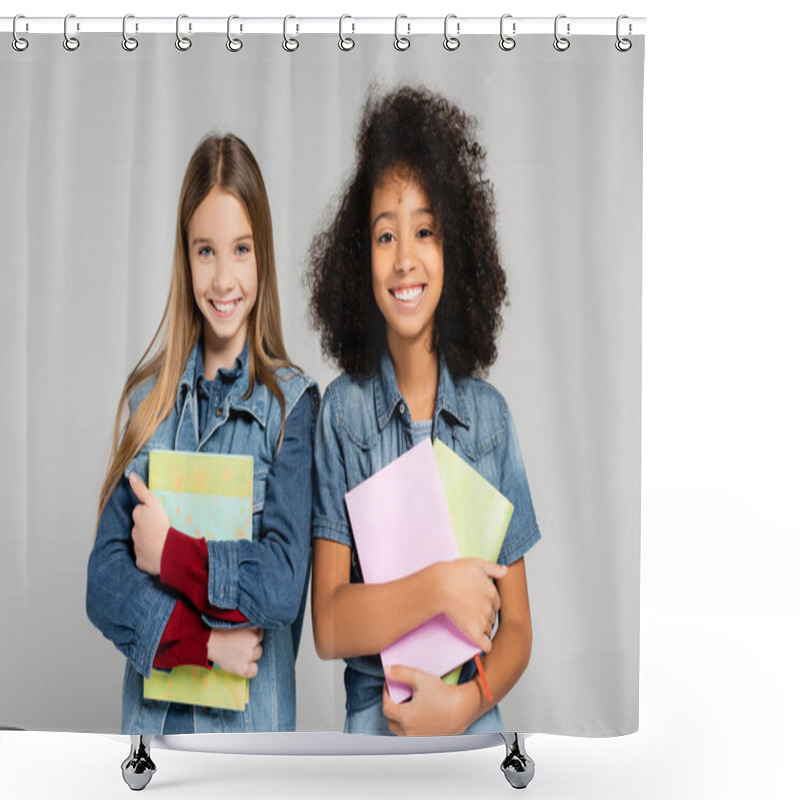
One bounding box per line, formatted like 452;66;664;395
86;479;177;677
206;390;313;629
207;535;309;629
152;598;212;670
314;563;445;660
87;548;176;675
459;615;532;729
161;528;249;623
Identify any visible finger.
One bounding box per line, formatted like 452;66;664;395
255;628;264;643
253;645;263;662
386;664;422;690
382;683;405;719
247;662;258;679
481;561;508;580
382;689;399;720
480;633;493;653
382;683;390;712
129;472;152;504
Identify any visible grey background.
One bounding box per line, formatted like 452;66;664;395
0;33;643;734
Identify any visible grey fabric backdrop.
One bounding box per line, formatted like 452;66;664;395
0;33;643;734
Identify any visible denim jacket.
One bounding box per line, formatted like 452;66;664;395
312;350;541;714
86;339;319;733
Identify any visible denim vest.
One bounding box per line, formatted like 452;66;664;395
86;340;319;733
312;350;541;714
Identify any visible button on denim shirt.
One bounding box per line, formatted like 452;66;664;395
313;350;541;715
86;340;319;733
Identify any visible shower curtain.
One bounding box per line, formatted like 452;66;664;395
0;22;644;737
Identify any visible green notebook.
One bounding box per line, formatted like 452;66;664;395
143;450;253;712
432;440;514;685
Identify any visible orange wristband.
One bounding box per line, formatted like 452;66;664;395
474;655;493;702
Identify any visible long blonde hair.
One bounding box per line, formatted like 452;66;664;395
97;134;293;528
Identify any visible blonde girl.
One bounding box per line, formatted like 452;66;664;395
87;134;318;734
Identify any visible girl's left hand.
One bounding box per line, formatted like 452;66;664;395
382;666;475;736
129;473;171;576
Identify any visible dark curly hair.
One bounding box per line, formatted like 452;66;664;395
307;85;507;379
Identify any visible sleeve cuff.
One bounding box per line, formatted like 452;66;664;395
153;598;211;670
207;539;240;610
164;529;250;622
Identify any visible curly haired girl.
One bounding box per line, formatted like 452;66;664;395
308;86;541;736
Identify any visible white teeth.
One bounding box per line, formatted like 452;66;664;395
211;300;237;313
394;286;423;302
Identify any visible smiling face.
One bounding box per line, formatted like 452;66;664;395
370;169;444;353
187;185;258;368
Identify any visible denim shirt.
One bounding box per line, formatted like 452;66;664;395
312;350;541;714
195;340;245;435
86;339;319;733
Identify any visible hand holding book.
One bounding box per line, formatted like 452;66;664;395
431;559;506;654
345;439;514;704
129;472;170;576
382;664;480;736
207;627;263;679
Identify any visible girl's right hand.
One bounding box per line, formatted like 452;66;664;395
434;559;506;653
207;627;263;678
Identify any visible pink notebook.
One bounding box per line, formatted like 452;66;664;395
344;439;479;703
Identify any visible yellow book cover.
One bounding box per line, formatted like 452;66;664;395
143;450;253;712
433;440;514;685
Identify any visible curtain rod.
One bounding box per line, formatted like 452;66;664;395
1;16;646;36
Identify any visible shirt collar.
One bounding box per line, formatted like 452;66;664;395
373;348;471;431
193;338;248;392
178;338;267;427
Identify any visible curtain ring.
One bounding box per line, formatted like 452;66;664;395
175;14;192;51
553;14;570;52
615;15;632;52
283;15;299;52
122;14;138;51
443;14;460;51
227;15;243;52
63;14;80;51
394;15;410;51
499;13;516;51
338;15;355;51
12;15;29;52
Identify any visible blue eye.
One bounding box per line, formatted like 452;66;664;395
235;243;250;256
198;245;213;257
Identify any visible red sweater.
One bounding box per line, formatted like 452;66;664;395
153;528;248;670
